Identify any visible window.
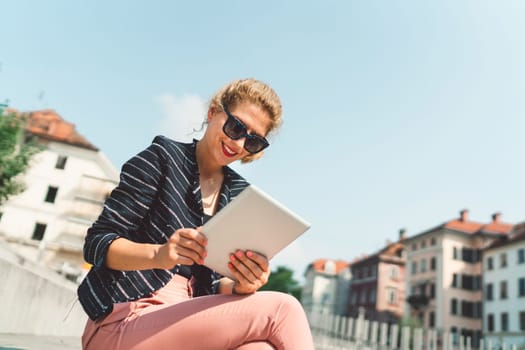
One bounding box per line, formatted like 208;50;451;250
350;291;357;305
451;298;458;315
501;312;508;331
486;283;493;301
487;257;493;270
421;240;426;249
430;257;436;271
411;243;417;251
460;301;482;318
450;327;459;345
461;301;474;318
500;281;508;299
462;274;481;291
462;248;480;263
420;259;427;273
452;273;459;288
44;186;58;203
429;311;435;327
387;288;397;304
55;155;68;169
476;302;482;318
31;223;47;241
411;261;417;274
520;311;525;331
487;314;494;332
370;288;376;303
500;253;507;268
360;290;367;304
430;237;436;246
519;249;525;264
453;246;459;260
475;276;481;290
390;266;398;279
429;283;435;299
419;284;426;296
519;278;525;297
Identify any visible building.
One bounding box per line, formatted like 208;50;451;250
0;109;119;281
482;222;525;349
347;231;406;323
302;259;351;315
404;210;512;346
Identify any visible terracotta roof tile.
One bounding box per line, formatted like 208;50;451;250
352;241;405;265
485;224;525;250
310;259;350;274
23;109;98;151
444;219;484;233
442;211;511;235
480;222;513;234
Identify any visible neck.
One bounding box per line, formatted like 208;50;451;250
195;139;222;179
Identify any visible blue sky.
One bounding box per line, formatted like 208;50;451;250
2;1;524;280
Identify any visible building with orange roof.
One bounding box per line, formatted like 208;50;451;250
347;230;407;323
482;222;525;348
403;209;513;347
0;109;118;282
302;258;351;315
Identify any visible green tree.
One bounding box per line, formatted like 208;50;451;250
0;104;42;205
260;265;303;301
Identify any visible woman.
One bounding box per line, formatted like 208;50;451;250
77;78;314;349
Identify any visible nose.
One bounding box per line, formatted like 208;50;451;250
231;137;245;151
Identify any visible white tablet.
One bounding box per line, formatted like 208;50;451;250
201;185;310;281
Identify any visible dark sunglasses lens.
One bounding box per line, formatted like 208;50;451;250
224;116;246;139
244;136;268;154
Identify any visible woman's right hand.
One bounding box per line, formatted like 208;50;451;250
154;228;208;269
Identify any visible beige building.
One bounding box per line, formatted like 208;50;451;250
404;209;512;346
0;110;118;282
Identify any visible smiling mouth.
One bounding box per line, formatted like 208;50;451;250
221;142;238;158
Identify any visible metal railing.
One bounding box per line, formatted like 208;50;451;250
308;310;521;350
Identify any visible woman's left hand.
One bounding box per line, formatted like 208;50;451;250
228;250;270;294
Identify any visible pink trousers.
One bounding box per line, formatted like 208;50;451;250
82;275;314;350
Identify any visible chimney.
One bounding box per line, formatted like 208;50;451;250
492;212;501;223
460;209;469;222
399;228;407;241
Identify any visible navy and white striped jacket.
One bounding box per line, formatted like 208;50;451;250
77;135;249;321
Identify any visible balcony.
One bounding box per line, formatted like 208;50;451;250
406;294;429;309
65;174;117;222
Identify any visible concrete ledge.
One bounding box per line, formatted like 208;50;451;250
0;241;87;337
0;333;80;350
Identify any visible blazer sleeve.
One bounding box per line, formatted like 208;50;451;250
83;136;167;268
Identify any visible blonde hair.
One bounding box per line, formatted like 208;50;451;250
209;78;282;163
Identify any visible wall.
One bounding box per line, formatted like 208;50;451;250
0;243;86;337
483;240;525;348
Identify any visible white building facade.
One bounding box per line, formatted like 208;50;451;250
0;110;119;281
482;225;525;349
302;259;351;315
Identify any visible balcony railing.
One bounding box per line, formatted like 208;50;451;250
406;294;429;309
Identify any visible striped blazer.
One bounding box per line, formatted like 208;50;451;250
77;136;249;321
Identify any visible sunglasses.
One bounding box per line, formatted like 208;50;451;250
222;106;269;154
